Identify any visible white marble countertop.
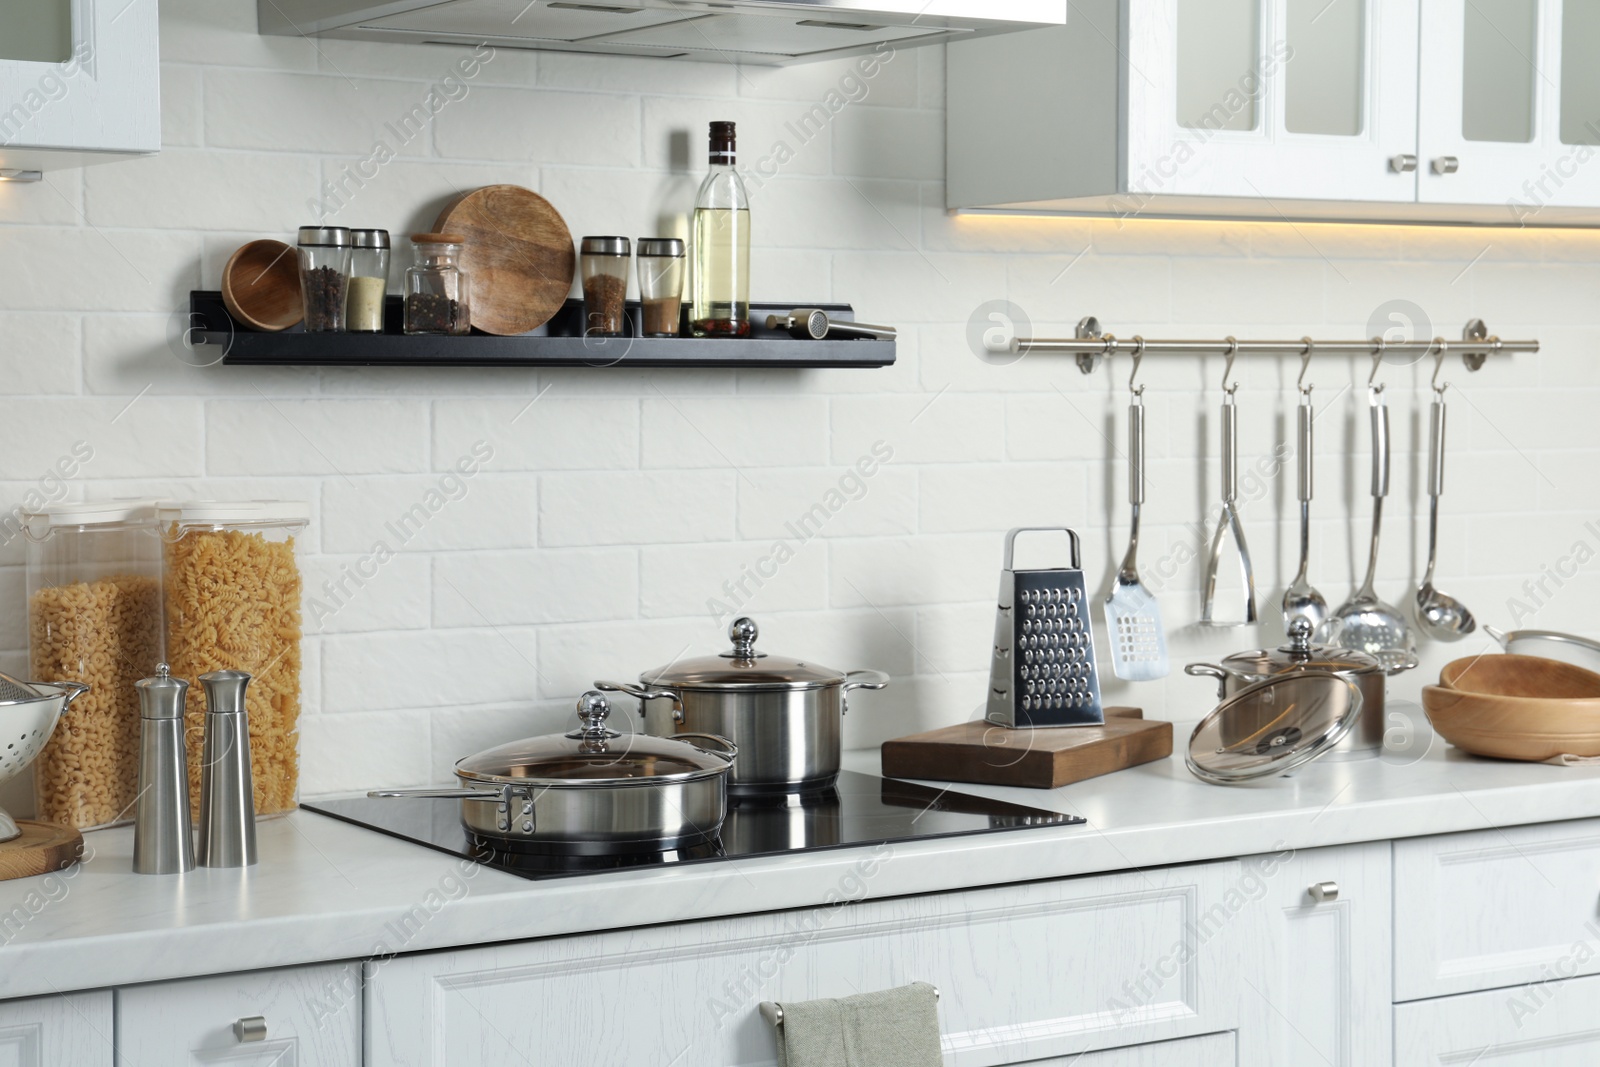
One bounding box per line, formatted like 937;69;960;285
4;724;1600;1000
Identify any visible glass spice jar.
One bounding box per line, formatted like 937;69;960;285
296;226;353;333
346;229;390;334
403;233;471;336
581;236;631;337
636;238;686;338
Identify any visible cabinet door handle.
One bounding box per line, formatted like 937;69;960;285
1389;154;1418;173
234;1016;268;1043
1431;156;1460;175
1309;881;1339;903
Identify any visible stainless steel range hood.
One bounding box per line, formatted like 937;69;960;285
258;0;1065;65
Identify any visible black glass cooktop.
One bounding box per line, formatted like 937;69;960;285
302;772;1084;880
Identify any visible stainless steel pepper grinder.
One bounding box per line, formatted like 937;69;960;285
197;670;257;868
133;664;195;875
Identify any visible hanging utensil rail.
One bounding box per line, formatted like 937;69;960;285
1005;317;1536;375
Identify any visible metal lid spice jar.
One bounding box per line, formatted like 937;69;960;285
580;236;631;337
296;226;352;332
403;233;471;336
346;229;390;334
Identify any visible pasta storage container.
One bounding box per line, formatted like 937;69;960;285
24;501;164;829
158;501;308;818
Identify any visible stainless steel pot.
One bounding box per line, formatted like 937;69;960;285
1185;617;1406;755
597;617;889;792
371;692;736;850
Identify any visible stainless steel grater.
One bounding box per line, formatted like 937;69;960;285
985;527;1106;729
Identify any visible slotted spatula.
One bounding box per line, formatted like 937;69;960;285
1104;369;1169;681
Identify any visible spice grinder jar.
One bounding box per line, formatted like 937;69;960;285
296;226;352;332
581;236;631;337
346;229;390;333
404;233;471;336
636;238;685;337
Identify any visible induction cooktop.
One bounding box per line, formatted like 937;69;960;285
302;772;1084;880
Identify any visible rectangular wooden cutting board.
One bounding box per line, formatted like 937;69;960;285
881;707;1172;789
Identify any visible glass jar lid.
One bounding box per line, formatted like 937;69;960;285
637;238;685;257
298;226;351;247
156;500;310;534
639;617;848;691
21;500;156;538
1186;671;1364;785
351;229;391;249
581;236;631;257
455;692;732;786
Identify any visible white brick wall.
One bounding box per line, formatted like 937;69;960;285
0;0;1596;803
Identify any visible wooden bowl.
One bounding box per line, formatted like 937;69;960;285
1422;684;1600;760
222;239;303;332
1439;653;1600;699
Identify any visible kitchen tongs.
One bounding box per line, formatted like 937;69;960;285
1200;342;1258;627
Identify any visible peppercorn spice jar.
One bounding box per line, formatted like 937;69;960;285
403;233;471;335
23;501;164;830
581;236;631;337
297;226;353;332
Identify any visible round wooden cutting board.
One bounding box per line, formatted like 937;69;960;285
0;820;84;881
432;185;576;336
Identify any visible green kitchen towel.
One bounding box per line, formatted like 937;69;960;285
773;982;942;1067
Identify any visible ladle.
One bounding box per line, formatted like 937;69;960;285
1282;341;1328;636
1415;345;1476;641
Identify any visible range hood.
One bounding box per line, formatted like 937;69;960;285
258;0;1065;66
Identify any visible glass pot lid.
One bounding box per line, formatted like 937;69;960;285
455;692;733;786
640;617;848;691
1219;617;1384;678
1186;671;1364;785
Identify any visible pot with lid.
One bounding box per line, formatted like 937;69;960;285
1185;617;1407;755
596;617;890;793
370;692;737;851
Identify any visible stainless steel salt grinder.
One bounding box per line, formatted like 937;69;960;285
197;670;257;868
132;664;195;875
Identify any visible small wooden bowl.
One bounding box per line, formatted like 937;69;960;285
1422;684;1600;760
222;239;303;332
1440;653;1600;699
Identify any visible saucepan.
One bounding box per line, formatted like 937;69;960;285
1484;625;1600;675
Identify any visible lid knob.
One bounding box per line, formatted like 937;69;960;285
727;617;760;660
135;663;190;720
576;691;611;737
1285;617;1314;659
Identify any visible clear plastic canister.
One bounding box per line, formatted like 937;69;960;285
23;501;164;829
158;500;309;818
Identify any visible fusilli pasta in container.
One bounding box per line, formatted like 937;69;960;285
158;501;308;818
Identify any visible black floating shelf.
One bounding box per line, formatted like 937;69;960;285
194;292;895;369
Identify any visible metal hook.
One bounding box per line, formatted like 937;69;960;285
1368;340;1387;393
1221;336;1239;396
1128;336;1146;397
1430;338;1450;395
1297;337;1314;397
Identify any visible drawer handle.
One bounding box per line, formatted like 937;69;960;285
1389;153;1418;174
1432;156;1460;175
1309;881;1339;903
234;1016;268;1043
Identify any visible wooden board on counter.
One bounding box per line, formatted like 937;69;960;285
0;821;83;881
882;707;1172;789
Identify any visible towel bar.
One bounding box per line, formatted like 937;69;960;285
759;987;940;1029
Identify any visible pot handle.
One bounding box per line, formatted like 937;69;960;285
45;680;91;708
1184;663;1230;701
841;669;890;716
1483;624;1510;650
675;732;739;764
367;786;511;801
594;680;685;724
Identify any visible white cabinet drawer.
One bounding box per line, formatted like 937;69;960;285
1396;971;1600;1065
1394;817;1600;1000
115;963;360;1066
0;990;112;1066
366;858;1251;1067
1028;1032;1234;1066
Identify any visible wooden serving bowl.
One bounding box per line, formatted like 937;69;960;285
1440;653;1600;699
1422;684;1600;760
222;239;303;331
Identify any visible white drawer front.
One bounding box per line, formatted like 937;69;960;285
0;990;112;1067
1028;1032;1234;1066
1396;971;1600;1065
1394;817;1600;1000
115;963;360;1066
367;857;1250;1067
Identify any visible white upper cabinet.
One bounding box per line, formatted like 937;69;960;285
0;0;160;173
949;0;1600;224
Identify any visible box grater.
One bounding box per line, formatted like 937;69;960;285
985;527;1106;729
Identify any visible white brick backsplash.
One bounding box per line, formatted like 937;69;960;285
204;70;436;156
643;97;832;177
750;609;918;678
832;107;943;181
85;151;319;231
1171;258;1326;326
323;628;539;712
539;52;737;98
536;619;727;699
303;553;431;635
756;180;920;251
0;228;198;313
437;86;640;166
208;399;429;476
832;249;1008;322
829;534;997;609
914;602;995;676
737;50;918;107
313;39;539;85
919;463;1090;534
0;567;24;651
640;541;827;620
434;397;638;472
540;470;735;547
0;170;82;226
429;702;557;784
434;548;637;626
314;159;536;240
831;394;1004;464
0;314;79;395
737;464;917;540
160;67;203;147
641;396;828;468
322;475;535;553
84;314;314;396
299;710;432;793
0;398;202;480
